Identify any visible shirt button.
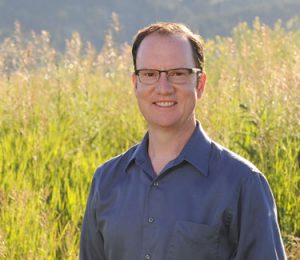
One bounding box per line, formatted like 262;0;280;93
145;254;151;259
148;217;154;223
153;181;159;187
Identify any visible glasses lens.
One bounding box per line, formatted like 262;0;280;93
139;70;159;84
167;69;190;84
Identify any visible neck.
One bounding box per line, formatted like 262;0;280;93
148;119;197;175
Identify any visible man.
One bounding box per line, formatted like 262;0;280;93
80;22;286;259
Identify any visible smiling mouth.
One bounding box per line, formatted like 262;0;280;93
154;101;177;107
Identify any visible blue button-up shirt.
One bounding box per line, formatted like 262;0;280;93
80;122;286;260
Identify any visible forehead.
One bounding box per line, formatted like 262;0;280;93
136;33;195;68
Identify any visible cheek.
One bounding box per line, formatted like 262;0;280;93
135;87;143;98
135;85;153;98
182;90;198;109
135;89;150;110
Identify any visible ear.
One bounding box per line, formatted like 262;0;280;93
196;72;206;99
132;72;138;94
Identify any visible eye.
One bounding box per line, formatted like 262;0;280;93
145;72;155;77
174;72;184;76
169;69;188;77
141;70;157;78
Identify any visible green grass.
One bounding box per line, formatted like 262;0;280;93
0;19;299;258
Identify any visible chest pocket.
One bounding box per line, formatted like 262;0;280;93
167;221;219;260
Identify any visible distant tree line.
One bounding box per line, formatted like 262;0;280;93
0;0;299;50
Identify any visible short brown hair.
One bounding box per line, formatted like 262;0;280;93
132;22;204;72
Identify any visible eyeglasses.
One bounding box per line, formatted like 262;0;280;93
135;68;201;85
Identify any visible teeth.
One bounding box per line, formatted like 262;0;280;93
156;102;175;107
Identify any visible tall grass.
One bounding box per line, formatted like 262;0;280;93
0;18;299;258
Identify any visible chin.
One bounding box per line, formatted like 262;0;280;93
148;119;181;129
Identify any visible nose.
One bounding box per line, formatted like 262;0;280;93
156;72;174;94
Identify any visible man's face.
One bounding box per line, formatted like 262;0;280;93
132;33;205;131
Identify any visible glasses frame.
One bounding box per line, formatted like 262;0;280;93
134;68;202;85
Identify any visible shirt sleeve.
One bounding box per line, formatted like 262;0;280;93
80;175;106;260
233;172;286;260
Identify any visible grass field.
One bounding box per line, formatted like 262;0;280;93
0;19;299;258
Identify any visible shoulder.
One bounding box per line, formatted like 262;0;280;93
209;141;275;205
86;144;139;205
92;144;139;186
209;141;265;184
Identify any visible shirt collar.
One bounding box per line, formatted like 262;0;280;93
125;121;212;177
125;132;149;169
179;121;212;176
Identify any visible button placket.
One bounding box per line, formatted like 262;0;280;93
141;181;157;260
148;217;154;223
153;181;159;187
